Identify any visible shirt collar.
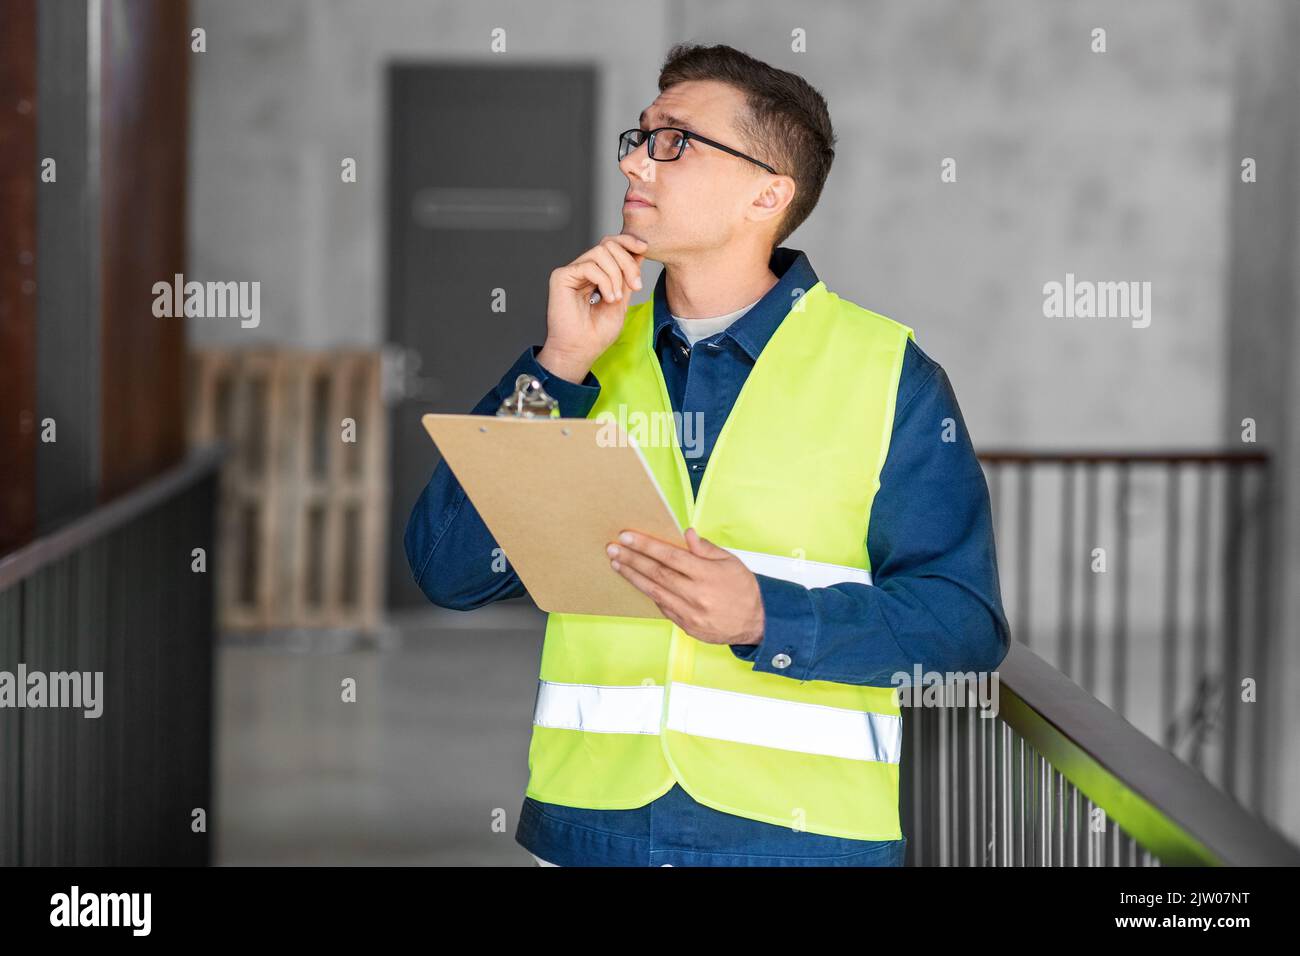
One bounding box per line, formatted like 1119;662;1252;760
652;247;820;361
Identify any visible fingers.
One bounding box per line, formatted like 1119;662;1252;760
571;261;613;304
561;234;647;306
609;536;694;590
604;233;648;263
614;531;697;576
612;552;692;621
581;243;626;302
601;238;644;292
684;527;728;557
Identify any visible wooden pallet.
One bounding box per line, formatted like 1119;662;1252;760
187;348;388;632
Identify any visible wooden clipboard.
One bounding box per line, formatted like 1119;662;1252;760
421;413;686;619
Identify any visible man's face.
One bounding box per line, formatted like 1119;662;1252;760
619;79;779;260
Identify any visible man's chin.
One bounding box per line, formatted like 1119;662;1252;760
620;226;660;259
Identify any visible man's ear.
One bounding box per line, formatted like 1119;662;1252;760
750;176;796;224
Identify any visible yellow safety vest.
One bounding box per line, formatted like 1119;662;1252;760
525;280;915;840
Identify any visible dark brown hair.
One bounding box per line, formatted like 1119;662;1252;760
657;42;836;248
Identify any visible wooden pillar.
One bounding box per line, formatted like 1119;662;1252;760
0;0;38;553
98;0;190;502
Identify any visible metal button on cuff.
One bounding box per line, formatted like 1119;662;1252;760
771;653;793;669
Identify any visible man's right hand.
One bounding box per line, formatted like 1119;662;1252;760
538;234;648;384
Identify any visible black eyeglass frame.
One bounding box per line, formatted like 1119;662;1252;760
618;126;779;175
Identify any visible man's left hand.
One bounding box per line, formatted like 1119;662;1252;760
607;527;764;646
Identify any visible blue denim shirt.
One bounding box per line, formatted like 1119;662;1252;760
404;247;1010;866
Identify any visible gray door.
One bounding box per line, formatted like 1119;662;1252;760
386;64;596;608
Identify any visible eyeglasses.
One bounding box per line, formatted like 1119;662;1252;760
618;126;778;175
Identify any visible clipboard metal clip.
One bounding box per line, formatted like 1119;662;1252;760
496;373;561;419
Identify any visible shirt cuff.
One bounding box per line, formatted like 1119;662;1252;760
494;345;601;419
728;573;818;681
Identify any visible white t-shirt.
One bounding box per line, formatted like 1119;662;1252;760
671;295;763;347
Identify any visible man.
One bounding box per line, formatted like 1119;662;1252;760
405;43;1009;867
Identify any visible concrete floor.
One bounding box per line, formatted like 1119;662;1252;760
213;597;1280;863
214;600;547;865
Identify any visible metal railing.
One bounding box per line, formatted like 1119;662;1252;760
0;448;222;865
977;450;1275;816
900;640;1300;866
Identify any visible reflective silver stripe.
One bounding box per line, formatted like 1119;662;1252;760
533;681;663;734
533;679;900;764
724;548;873;589
665;681;901;764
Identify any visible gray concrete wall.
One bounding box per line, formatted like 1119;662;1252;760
1223;0;1300;843
188;0;1237;448
188;0;674;349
